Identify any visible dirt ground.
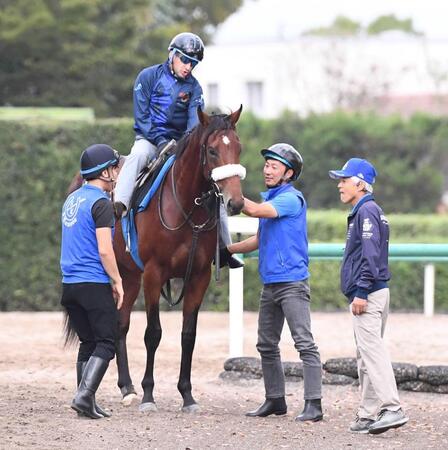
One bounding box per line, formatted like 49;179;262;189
1;311;448;450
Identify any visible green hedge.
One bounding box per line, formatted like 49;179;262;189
1;115;448;312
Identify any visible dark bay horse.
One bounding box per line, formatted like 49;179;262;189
113;107;245;413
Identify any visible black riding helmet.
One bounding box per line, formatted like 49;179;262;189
80;144;120;180
168;32;204;61
261;143;303;181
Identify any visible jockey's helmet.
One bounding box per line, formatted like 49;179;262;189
80;144;120;179
168;32;204;62
261;143;303;181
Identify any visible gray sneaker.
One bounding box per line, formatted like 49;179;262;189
368;409;409;435
349;416;374;434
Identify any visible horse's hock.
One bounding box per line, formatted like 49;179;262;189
221;357;448;394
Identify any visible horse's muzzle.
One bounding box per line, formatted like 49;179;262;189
226;197;244;216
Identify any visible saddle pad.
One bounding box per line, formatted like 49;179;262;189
121;155;176;270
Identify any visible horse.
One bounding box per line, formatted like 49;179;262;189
109;106;245;413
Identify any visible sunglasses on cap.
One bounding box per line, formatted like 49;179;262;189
176;50;199;68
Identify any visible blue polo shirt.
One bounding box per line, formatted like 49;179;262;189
258;184;309;284
60;184;112;284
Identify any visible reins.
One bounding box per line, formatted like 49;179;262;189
157;129;223;307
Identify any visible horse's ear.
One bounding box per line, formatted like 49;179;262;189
229;104;243;126
197;106;210;127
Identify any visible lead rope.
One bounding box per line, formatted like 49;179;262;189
215;196;221;282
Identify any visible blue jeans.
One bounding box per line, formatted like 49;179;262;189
256;280;322;399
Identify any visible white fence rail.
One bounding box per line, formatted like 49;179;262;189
227;216;443;357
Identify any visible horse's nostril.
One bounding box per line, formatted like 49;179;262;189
227;198;244;216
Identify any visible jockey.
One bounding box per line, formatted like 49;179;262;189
114;32;243;268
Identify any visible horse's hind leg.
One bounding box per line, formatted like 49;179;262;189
178;270;210;413
140;270;162;412
116;270;141;405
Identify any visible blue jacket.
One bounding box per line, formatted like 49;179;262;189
341;194;390;302
258;184;309;284
133;61;204;146
60;184;111;284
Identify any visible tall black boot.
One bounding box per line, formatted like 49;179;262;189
245;397;287;417
295;399;323;422
77;362;111;418
72;356;109;419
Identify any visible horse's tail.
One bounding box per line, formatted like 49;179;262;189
62;309;78;348
67;172;83;196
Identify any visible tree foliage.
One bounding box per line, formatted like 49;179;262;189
304;14;422;38
367;14;422;36
303;15;361;37
0;0;242;116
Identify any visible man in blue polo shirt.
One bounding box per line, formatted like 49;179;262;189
329;158;408;435
225;143;323;422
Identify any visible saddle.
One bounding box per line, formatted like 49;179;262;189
121;141;177;269
129;139;177;212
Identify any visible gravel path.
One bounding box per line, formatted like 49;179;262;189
1;311;447;449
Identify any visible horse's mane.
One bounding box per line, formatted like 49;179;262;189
174;113;235;159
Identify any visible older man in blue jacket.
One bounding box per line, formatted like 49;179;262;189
329;158;408;435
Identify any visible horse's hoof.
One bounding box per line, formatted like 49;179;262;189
182;403;200;414
121;393;138;407
139;402;157;413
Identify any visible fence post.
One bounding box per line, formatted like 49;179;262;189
229;264;244;357
424;264;435;317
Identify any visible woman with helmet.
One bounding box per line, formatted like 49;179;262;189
61;144;123;419
113;32;242;268
224;143;324;422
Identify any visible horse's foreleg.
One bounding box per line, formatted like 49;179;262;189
140;270;162;413
178;271;210;413
178;307;200;412
140;302;161;412
116;273;141;405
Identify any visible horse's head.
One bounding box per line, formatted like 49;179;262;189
198;106;245;216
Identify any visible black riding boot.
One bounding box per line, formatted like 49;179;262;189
295;399;323;422
245;397;287;417
72;356;109;419
77;361;111;418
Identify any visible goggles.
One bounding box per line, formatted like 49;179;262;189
176;50;199;68
112;149;120;166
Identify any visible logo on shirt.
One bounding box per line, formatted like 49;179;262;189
62;195;85;227
178;91;190;103
347;223;354;240
134;83;142;92
362;218;373;239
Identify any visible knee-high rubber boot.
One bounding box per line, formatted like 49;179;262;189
72;356;109;419
77;362;111;418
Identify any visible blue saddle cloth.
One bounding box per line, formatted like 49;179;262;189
121;155;175;270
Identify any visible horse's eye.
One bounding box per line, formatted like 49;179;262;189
208;147;218;158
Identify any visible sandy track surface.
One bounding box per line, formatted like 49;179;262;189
1;311;447;449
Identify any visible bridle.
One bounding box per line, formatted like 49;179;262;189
157;126;245;306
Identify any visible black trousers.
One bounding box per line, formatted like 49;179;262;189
61;282;118;362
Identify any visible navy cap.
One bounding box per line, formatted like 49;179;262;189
328;158;377;184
